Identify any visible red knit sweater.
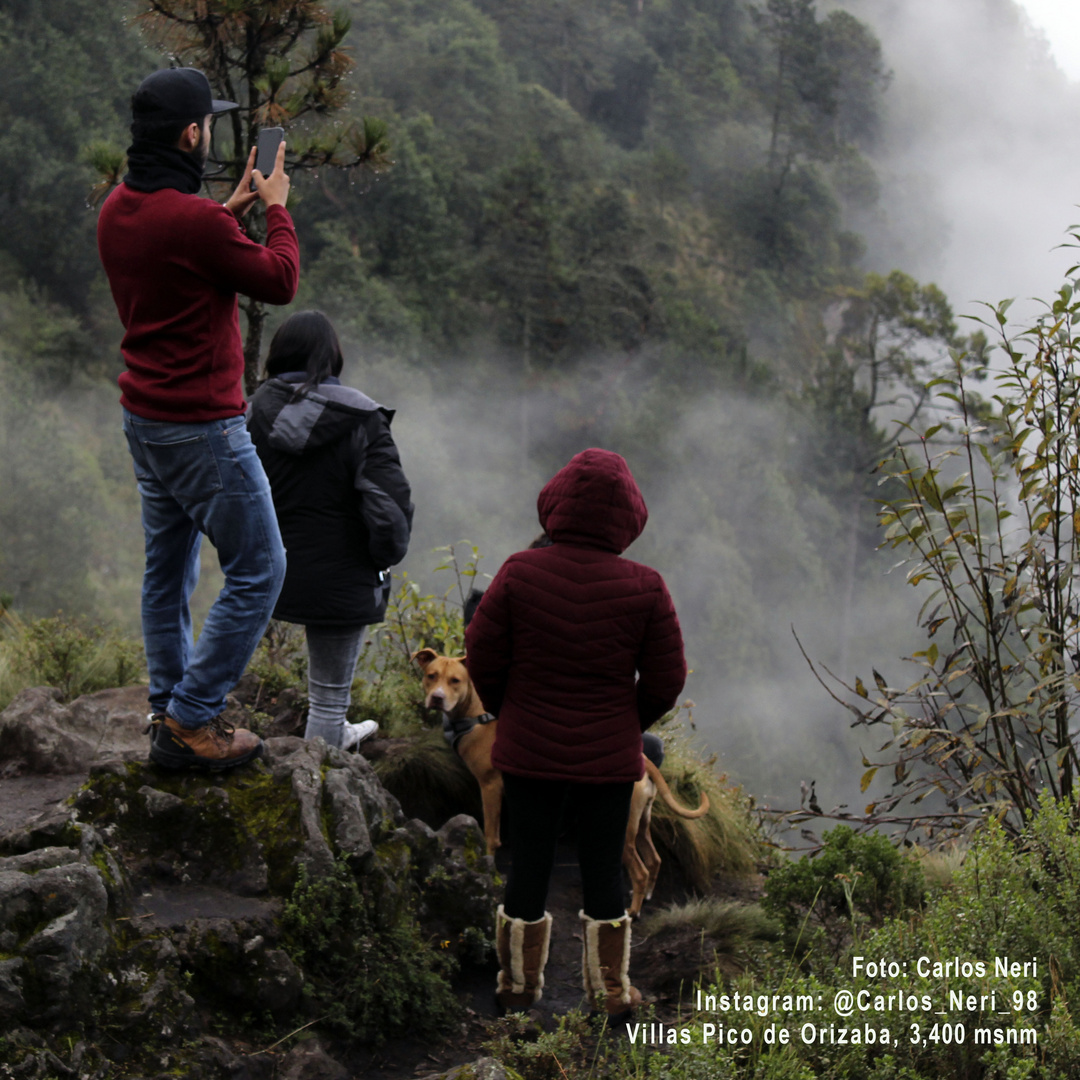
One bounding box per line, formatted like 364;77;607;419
97;185;300;421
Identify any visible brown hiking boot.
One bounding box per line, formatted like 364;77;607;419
495;905;553;1013
149;714;263;771
581;911;642;1021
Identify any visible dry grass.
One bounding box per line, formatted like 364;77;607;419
648;718;765;891
634;896;780;994
639;896;778;948
908;841;967;890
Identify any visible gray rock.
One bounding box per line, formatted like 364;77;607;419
420;1058;514;1080
277;1039;350;1080
0;956;26;1016
437;814;488;855
0;846;82;874
138;786;185;817
0;687;97;776
63;685;153;759
322;767;372;862
267;739;335;877
419;815;499;965
0;807;82;858
0;861;110;1021
252;948;303;1013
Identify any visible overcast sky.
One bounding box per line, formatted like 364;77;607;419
1017;0;1080;78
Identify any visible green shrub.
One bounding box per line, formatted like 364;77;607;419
762;826;925;963
245;619;309;705
481;1010;592;1080
281;860;459;1044
0;609;144;708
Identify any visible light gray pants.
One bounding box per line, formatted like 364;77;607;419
303;625;367;748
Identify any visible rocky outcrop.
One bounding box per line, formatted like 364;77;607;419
0;687;97;776
0;685;154;779
0;693;501;1079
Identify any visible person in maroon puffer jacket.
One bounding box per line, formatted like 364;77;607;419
465;448;686;1019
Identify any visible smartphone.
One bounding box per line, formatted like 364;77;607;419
251;126;284;190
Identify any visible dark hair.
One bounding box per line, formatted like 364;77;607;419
264;310;345;393
130;116;201;146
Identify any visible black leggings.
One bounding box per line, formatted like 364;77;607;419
502;773;634;922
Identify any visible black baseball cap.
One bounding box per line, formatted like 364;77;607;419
132;68;239;123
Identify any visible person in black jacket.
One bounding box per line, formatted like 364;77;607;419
248;311;414;749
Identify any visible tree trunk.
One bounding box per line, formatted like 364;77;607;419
243;297;266;396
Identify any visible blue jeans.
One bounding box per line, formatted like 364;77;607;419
123;408;286;729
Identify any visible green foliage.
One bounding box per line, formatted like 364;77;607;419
382;542;480;662
592;797;1080;1079
0;609;144;708
281;859;459;1044
0;0;912;692
820;260;1080;838
134;0;378;179
763;825;925;963
0;0;151;312
481;1010;592;1080
245;619;309;703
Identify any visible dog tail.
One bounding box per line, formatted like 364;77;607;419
644;757;710;818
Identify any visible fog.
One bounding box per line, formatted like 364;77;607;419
836;0;1080;323
371;0;1080;816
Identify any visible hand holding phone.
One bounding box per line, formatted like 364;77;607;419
251;127;284;191
225;131;289;219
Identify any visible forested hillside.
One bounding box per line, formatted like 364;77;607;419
0;0;1035;797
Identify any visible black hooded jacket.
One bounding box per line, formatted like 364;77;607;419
248;374;414;627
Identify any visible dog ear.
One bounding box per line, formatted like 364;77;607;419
411;648;438;669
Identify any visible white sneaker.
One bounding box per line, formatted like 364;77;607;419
341;720;379;751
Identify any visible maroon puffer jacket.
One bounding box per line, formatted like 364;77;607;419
465;448;686;783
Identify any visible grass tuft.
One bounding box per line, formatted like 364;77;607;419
648;714;765;890
639;896;778;947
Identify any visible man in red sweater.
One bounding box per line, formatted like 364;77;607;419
97;68;300;770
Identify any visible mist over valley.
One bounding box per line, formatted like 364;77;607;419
2;0;1077;819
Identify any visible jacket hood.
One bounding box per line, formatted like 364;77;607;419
537;448;647;553
249;377;389;455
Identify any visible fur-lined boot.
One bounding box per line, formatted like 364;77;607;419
495;905;553;1012
580;911;642;1020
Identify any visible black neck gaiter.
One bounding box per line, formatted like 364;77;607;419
123;141;205;195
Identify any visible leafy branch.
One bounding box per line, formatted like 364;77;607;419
799;260;1080;841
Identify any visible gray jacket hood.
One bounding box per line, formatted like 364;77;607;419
251;375;393;456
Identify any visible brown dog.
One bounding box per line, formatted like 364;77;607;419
624;756;710;918
413;648;504;855
412;649;710;917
